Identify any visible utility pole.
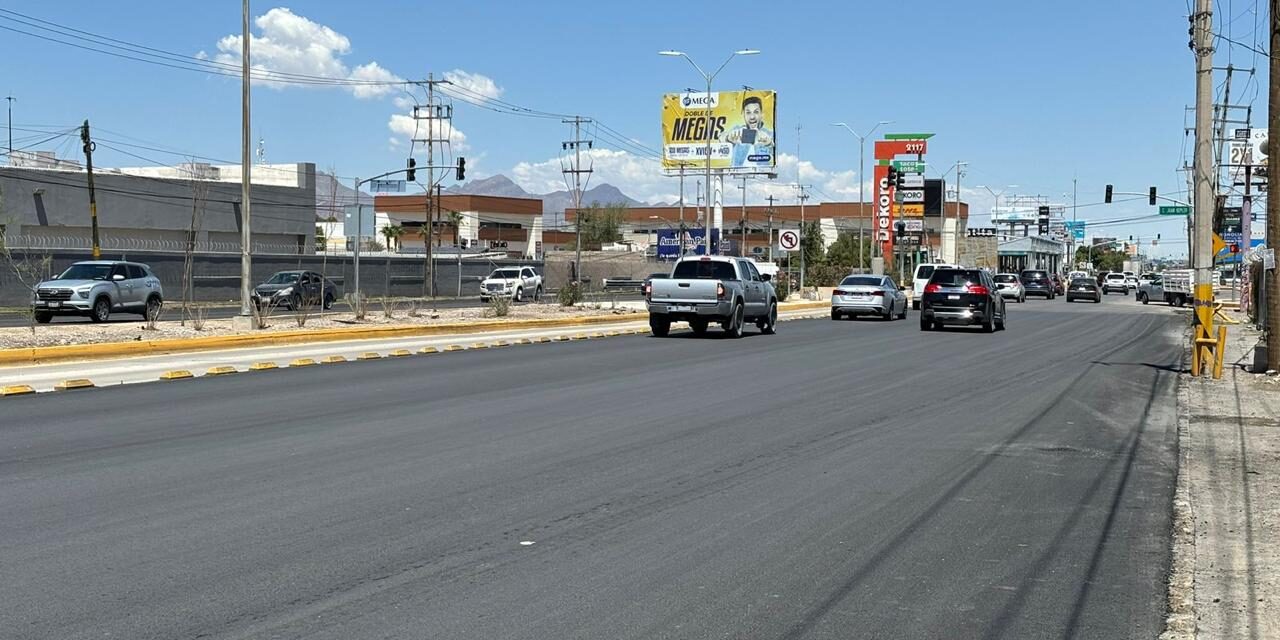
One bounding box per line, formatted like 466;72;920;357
411;75;453;307
740;175;748;256
796;184;810;291
1268;0;1280;370
562;116;593;285
952;162;967;264
678;164;686;254
79;120;100;259
4;96;13;166
238;0;254;326
1192;0;1216;335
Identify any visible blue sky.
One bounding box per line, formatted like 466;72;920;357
0;0;1268;258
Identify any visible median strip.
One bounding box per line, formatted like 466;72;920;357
388;349;412;357
419;346;439;355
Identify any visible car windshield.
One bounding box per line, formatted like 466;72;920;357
993;274;1018;283
673;260;737;280
840;276;882;287
490;269;520;279
915;265;936;281
58;264;113;281
930;270;981;286
1106;274;1126;280
266;272;300;284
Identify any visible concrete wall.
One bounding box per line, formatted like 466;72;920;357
0;165;316;253
0;247;542;306
543;250;658;290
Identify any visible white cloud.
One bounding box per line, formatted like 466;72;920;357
213;7;402;98
392;95;415;110
443;69;503;99
388;113;468;151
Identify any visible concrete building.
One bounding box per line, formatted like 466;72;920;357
374;193;545;259
0;162;318;254
997;235;1068;273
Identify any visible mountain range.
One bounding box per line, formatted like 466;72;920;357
448;175;646;228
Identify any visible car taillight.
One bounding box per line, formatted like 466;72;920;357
965;284;990;296
834;289;849;296
643;283;651;299
924;283;941;294
717;282;726;299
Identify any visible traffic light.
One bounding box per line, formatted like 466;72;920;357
1148;186;1157;206
1231;243;1240;253
1104;184;1113;203
895;171;907;190
886;165;898;187
456;157;466;181
405;157;416;182
895;220;905;238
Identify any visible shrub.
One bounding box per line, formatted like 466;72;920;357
557;283;583;307
488;293;512;317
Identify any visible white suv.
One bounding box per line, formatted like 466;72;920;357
1102;273;1128;295
480;267;542;302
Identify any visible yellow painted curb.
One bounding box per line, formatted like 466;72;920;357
554;336;569;342
604;331;620;337
588;332;606;339
516;338;533;345
537;336;552;343
419;346;440;354
388;349;412;357
0;309;659;366
289;358;317;367
491;341;511;348
249;362;278;371
158;370;194;381
470;342;489;349
357;352;382;360
320;355;347;364
444;344;464;352
206;366;238;376
54;378;95;391
571;334;588;341
1;384;36;396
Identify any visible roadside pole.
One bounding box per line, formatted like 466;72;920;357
1192;0;1216;348
1268;0;1279;370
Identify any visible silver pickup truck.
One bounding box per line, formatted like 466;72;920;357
646;256;777;338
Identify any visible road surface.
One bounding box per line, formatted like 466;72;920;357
0;295;1183;639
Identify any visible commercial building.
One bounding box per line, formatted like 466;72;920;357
0;162;319;254
374;193;545;259
565;200;970;260
997;235;1068;273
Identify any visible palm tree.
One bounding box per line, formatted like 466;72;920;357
447;211;464;246
379;224;404;252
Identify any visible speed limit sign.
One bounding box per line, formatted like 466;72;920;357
778;229;800;252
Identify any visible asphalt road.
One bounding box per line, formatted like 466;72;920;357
0;295;1183;639
0;292;642;327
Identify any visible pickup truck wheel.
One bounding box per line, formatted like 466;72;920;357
1139;293;1149;305
323;293;334;310
649;316;670;337
690;319;708;335
514;287;523;303
758;302;778;334
725;303;744;339
90;296;111;323
35;311;53;324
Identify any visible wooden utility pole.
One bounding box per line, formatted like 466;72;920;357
1192;0;1216;332
1268;0;1279;370
79;120;100;259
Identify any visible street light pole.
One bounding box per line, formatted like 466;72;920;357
239;0;255;327
832;120;892;271
660;49;760;255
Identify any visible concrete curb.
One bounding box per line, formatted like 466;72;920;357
0;302;829;367
1160;325;1197;640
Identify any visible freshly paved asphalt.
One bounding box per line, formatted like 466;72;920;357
0;294;1183;639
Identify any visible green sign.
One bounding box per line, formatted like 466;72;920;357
1159;205;1191;216
892;160;926;174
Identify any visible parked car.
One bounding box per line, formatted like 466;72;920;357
992;273;1026;302
1102;272;1129;295
911;262;960;310
646;256;777;338
1065;277;1102;303
252;270;338;311
1138;270;1193;306
830;275;907;321
1019;269;1056;299
1138;272;1157;289
480;267;542;302
33;260;164;323
919;267;1007;332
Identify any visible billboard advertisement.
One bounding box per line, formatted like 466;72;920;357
656;228;726;259
662;90;777;170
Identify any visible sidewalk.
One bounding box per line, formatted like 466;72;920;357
1164;314;1280;639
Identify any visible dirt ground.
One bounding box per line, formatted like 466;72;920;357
0;300;643;350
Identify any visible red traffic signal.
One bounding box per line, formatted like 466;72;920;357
1230;243;1240;253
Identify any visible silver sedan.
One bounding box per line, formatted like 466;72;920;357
831;275;908;321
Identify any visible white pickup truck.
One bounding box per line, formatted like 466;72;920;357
1136;269;1192;306
646;256;778;338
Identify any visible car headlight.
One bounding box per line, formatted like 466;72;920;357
276;287;293;296
75;288;91;299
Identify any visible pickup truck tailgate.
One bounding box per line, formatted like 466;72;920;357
650;279;720;304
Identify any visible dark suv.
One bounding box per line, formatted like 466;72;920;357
1019;269;1056;299
920;268;1007;333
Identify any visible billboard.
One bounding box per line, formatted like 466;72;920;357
662;90;777;170
655;228;726;259
1230;128;1268;183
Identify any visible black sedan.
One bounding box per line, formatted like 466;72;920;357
252;270;339;311
1065;277;1102;303
919;267;1007;333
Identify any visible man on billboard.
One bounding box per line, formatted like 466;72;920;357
725;95;774;168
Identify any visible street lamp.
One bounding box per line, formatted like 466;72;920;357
831;120;893;270
660;48;760;254
976;184;1018;230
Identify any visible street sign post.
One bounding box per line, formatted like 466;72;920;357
778;229;800;252
1159;205;1191;216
